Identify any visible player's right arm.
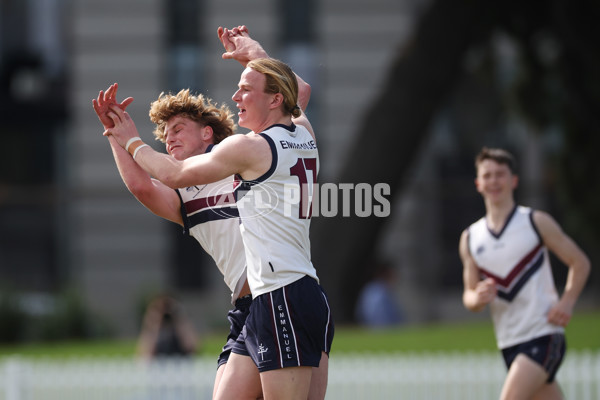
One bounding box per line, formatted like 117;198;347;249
107;136;183;225
94;84;183;225
460;229;496;312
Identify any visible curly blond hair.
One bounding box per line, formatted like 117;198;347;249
149;89;236;144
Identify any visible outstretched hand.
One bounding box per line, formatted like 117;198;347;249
92;83;134;129
104;104;140;150
217;26;242;52
217;25;268;67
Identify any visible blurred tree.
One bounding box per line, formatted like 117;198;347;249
312;0;600;322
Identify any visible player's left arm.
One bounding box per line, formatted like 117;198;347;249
292;109;315;141
533;210;591;327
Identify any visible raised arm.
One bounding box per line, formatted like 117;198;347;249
218;26;312;113
533;210;591;327
104;103;268;187
93;84;182;225
107;136;183;225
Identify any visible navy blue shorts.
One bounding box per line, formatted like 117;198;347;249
501;333;566;382
232;275;334;372
217;294;252;368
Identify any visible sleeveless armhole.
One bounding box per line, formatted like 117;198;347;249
254;133;278;183
234;133;278;209
528;209;544;246
174;188;191;236
465;228;473;258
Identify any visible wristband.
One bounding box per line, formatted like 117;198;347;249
128;139;148;158
133;144;150;159
125;137;142;153
127;140;146;157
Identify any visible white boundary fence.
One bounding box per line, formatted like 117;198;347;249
0;351;598;399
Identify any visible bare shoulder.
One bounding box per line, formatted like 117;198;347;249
217;132;271;180
532;209;562;234
458;228;471;259
459;228;471;247
215;132;268;155
532;209;590;270
219;131;254;145
293;112;316;141
531;209;571;250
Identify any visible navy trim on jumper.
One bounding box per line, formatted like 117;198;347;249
187;206;240;226
496;251;544;302
487;204;518;239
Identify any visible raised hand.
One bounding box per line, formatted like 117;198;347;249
217;25;268;67
217;26;237;52
104;104;141;150
92;83;134;129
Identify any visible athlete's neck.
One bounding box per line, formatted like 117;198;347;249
485;199;516;233
251;114;292;135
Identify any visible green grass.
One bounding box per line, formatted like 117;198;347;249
331;310;600;353
331;320;498;353
0;310;597;359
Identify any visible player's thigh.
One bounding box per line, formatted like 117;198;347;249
533;381;564;400
213;363;226;400
261;366;312;400
214;353;262;400
500;353;549;400
308;352;329;400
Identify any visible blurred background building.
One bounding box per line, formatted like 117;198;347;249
0;0;597;338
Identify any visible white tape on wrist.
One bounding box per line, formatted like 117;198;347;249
133;144;150;159
125;137;142;153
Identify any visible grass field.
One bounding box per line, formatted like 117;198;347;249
0;310;597;359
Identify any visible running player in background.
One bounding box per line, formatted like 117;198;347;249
459;147;590;400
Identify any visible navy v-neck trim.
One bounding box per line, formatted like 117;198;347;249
487;205;518;239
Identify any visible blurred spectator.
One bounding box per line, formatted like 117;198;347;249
137;294;198;360
355;261;405;328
